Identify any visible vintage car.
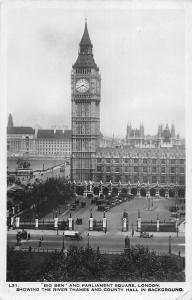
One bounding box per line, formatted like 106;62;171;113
63;230;82;241
76;218;83;225
16;230;27;240
140;232;153;238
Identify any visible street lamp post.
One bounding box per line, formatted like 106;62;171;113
147;196;150;210
87;233;90;249
132;223;134;237
168;235;172;255
176;226;179;238
62;232;65;252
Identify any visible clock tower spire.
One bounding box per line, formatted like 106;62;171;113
71;21;101;182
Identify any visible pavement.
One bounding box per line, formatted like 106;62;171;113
7;228;185;238
7;229;185;256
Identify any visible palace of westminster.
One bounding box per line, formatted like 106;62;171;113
7;22;185;196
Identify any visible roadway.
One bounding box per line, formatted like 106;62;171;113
7;230;185;255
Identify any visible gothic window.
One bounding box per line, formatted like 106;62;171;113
125;166;128;172
170;176;176;183
179;176;185;185
106;158;110;164
143;166;147;172
106;166;111;172
152;166;157;173
143;159;148;164
161;159;166;164
143;176;148;183
114;158;120;164
152;159;156;164
124;158;128;163
106;175;111;182
152;176;157;183
97;174;103;182
115;175;120;182
97;158;102;163
134;166;139;172
179;167;184;173
161;167;166;173
161;176;166;184
128;166;132;172
97;166;102;172
170;159;176;164
134;158;139;164
134;176;138;183
179;159;184;164
170;167;175;173
125;175;130;183
115;167;120;173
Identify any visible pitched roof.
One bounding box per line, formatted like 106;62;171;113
73;21;99;71
80;21;92;47
37;130;54;138
63;130;72;139
37;129;72;139
96;146;185;159
73;54;99;70
7;126;35;134
55;130;64;138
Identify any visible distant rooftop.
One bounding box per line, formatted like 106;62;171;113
96;146;185;158
7;127;35;135
37;129;72;139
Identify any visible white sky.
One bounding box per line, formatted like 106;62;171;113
7;6;185;138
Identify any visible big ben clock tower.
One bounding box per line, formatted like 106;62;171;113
71;21;101;181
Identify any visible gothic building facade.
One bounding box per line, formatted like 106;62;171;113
71;21;101;181
126;123;183;148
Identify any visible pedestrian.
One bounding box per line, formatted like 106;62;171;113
39;240;42;248
28;233;31;240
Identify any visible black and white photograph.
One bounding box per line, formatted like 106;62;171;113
1;0;192;299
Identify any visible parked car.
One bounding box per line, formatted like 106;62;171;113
63;230;82;241
71;204;76;210
140;232;153;238
105;205;110;212
76;218;83;225
16;230;27;240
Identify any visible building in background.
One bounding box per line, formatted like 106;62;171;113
125;123;183;148
36;129;71;157
94;146;185;192
7;114;36;156
7;115;71;159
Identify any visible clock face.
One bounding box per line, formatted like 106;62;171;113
76;79;89;93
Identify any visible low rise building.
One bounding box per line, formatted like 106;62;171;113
36;129;71;158
7;126;36;156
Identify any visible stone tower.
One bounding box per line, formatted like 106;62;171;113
7;113;13;128
71;21;101;181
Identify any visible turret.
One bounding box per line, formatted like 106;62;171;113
140;123;144;138
7;113;14;128
171;124;175;138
